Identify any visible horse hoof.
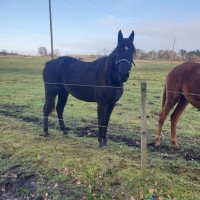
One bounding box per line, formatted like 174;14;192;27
155;141;160;147
99;140;108;148
63;131;68;136
60;127;68;136
99;145;107;149
171;140;179;150
173;144;179;150
155;136;161;146
44;134;49;137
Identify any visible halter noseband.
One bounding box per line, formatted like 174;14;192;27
116;59;136;67
116;59;131;66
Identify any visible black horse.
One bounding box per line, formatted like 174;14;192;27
43;30;135;147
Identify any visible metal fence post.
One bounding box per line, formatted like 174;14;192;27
141;81;147;173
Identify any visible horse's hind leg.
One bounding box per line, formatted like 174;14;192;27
56;89;69;135
155;100;177;146
43;91;57;137
170;97;188;149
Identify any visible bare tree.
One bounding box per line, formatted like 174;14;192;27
179;49;187;60
147;50;157;60
38;46;47;57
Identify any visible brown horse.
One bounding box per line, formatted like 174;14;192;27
155;62;200;149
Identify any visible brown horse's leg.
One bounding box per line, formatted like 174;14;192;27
43;92;57;137
155;101;177;146
56;90;69;135
97;102;108;147
170;97;188;149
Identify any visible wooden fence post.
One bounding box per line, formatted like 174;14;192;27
141;81;147;173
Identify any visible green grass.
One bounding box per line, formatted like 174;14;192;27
0;56;200;199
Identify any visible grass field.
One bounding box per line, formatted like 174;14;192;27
0;56;200;200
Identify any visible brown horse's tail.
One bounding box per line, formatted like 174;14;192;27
162;85;166;109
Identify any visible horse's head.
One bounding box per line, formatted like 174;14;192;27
115;30;135;82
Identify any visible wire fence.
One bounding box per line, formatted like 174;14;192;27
44;81;200;97
1;82;200;144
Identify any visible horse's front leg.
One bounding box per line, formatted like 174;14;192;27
97;102;108;147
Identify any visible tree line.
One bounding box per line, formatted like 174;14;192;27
135;49;200;61
1;47;200;62
37;46;200;62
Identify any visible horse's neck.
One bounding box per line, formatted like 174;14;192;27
107;51;116;65
93;51;122;86
106;52;123;87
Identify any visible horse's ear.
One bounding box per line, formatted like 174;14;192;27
118;30;123;44
129;31;134;42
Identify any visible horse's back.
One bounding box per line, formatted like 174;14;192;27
169;62;200;75
43;56;78;95
167;62;200;88
166;62;200;108
43;56;105;102
43;56;78;82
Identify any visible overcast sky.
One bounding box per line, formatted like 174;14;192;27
0;0;200;55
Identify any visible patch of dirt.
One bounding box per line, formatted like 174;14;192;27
0;165;41;200
0;104;42;126
148;141;200;161
0;165;82;200
75;126;96;137
108;134;140;148
0;104;29;113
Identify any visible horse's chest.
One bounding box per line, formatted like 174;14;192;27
104;88;123;103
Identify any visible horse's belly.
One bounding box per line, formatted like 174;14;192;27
71;93;96;102
66;86;96;102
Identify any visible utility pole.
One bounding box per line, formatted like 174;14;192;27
49;0;54;60
172;37;176;52
172;37;176;61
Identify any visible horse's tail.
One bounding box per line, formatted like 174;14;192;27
50;101;56;115
43;99;55;116
162;85;166;109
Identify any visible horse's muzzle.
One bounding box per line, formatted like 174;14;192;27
120;73;129;82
